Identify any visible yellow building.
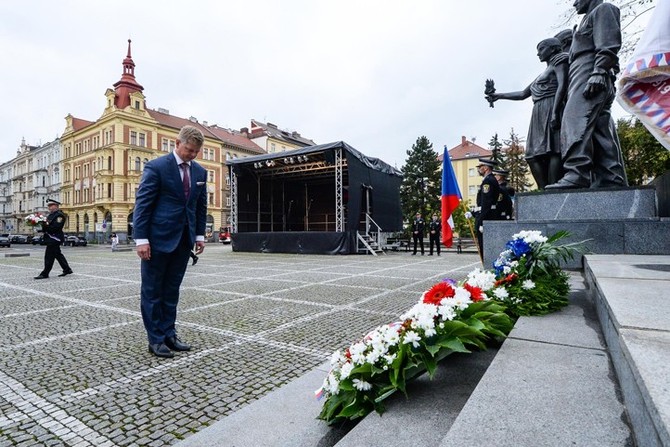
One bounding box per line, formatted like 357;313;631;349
441;136;493;207
59;40;264;242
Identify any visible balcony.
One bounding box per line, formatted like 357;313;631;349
34;186;47;194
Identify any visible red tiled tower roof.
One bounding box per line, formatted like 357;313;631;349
112;39;144;109
439;136;492;161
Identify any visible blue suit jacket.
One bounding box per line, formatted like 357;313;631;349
132;154;207;253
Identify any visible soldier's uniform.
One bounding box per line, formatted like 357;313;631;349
35;199;73;279
411;213;425;255
428;216;442;256
474;159;501;258
493;169;515;220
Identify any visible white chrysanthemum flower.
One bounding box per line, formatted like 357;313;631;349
403;331;421;348
454;287;471;301
330;350;345;367
503;266;512;274
514;230;547;244
384;353;396;365
352;379;372;391
466;269;497;291
382;327;400;346
493;287;509;299
326;373;340;395
438;304;456;321
339;362;354;379
349;342;368;365
522;279;536;290
424;327;437;337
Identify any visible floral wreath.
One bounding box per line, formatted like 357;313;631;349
317;230;581;424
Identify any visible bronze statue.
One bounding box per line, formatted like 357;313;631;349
554;29;573;53
485;79;496;108
546;0;628;189
485;38;568;189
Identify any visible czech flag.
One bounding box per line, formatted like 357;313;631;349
441;147;462;248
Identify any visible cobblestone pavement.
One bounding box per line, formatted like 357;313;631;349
0;244;481;446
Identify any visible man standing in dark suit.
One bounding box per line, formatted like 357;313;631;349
493;169;515;220
428;214;441;256
34;198;73;279
411;212;425;256
474;158;501;259
133;125;207;359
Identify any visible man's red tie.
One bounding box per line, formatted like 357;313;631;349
181;163;190;199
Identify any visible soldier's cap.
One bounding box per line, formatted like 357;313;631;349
476;158;498;168
46;198;61;206
492;169;509;177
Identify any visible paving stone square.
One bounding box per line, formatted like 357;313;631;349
0;243;480;446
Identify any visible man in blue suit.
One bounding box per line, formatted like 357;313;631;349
133;125;207;358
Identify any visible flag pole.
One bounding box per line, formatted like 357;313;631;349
460;201;483;266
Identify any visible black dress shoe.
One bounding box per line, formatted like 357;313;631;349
192;256;199;266
58;270;74;277
165;336;191;351
34;274;48;280
148;343;174;358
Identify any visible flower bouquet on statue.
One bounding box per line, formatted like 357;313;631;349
491;230;583;317
25;213;47;227
316;278;513;424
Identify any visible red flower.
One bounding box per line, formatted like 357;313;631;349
423;282;455;305
464;283;484;302
494;273;518;287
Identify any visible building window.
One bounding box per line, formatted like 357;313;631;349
143;158;148;170
130;131;137;146
208;170;214;182
469;168;476;177
139;133;146;147
226;175;230;186
469;185;477;195
162;138;169;152
108;183;112;198
108;156;112;170
135;100;140;109
226;196;231;207
169;140;175;152
135;157;141;171
209;193;214;204
270;143;276;153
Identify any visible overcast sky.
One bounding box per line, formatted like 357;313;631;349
0;0;639;169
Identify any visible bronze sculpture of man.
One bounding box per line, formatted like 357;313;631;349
547;0;628;189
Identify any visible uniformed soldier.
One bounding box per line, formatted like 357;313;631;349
411;212;425;256
34;198;73;279
493;169;515;220
428;214;442;256
474;158;501;259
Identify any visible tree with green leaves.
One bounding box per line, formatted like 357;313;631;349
502;128;532;193
451;198;475;239
488;133;504;165
617;117;670;185
400;136;441;225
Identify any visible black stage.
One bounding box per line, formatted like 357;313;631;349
227;141;403;254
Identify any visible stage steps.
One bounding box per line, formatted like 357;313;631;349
357;233;385;256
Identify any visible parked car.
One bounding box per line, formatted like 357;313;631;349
10;235;29;244
219;229;232;244
31;235;47;245
64;235;88;247
0;234;10;248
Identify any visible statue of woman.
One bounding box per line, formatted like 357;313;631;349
486;38;568;189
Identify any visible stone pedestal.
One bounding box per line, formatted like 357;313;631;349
483;186;670;269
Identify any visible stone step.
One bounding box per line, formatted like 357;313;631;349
334;349;498;447
483;219;670;269
515;186;657;221
585;255;670;447
438;275;632;447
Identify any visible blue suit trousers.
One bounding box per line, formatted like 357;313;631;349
140;226;191;344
